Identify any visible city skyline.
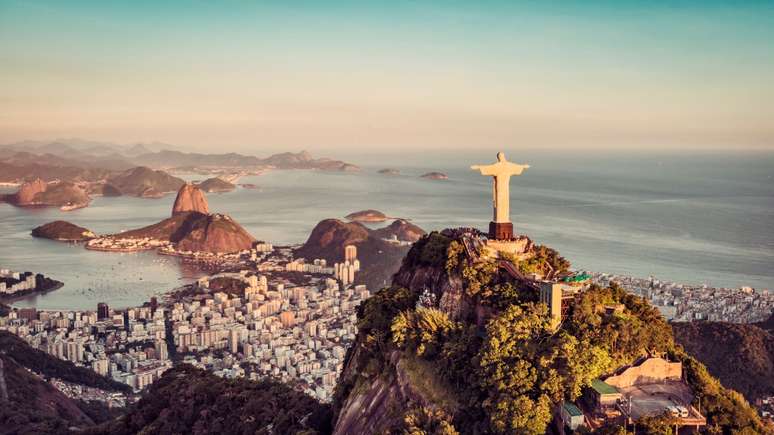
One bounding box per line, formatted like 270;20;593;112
1;1;773;152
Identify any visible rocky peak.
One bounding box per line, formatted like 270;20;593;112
171;183;209;216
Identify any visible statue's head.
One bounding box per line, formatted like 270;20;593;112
497;151;505;162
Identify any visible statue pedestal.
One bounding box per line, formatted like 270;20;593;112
489;221;513;240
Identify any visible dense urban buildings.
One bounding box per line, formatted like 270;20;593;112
0;243;367;403
591;272;773;324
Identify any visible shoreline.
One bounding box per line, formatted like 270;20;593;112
1;280;64;304
60;201;90;212
84;244;157;253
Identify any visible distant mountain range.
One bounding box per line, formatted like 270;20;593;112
0;139;359;184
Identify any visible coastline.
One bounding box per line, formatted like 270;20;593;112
60;201;90;212
84;244;157;253
0;279;64;303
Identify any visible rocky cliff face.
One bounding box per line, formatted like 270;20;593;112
172;183;209;215
10;178;47;204
334;349;457;435
332;235;474;435
391;261;470;320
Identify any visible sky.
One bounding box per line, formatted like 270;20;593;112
1;1;773;154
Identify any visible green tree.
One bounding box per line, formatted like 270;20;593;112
635;412;677;435
476;303;611;434
392;307;459;358
401;407;460;435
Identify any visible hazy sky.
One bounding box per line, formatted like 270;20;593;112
1;1;773;153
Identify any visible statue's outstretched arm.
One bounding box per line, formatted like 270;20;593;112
506;162;530;174
471;164;495;175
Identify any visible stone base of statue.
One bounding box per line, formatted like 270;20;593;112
489;221;513;240
484;234;533;258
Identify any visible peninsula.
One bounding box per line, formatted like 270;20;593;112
85;183;255;259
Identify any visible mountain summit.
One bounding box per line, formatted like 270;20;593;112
172;183;209;216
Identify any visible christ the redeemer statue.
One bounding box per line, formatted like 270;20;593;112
471;152;529;240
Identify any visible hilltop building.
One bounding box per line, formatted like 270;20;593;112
564;356;706;432
539;274;592;330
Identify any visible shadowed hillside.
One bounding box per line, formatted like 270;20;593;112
89;364;331;435
0;332;130;434
673;320;774;402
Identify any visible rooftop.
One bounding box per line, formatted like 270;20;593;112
563;401;584;417
591;379;619;395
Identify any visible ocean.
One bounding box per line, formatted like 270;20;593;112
1;149;772;310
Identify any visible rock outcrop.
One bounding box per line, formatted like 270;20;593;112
172;183;209;216
174;213;255;253
32;221;96;241
11;178;47;204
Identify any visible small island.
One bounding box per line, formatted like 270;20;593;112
338;163;361;172
31;221;96;241
377;168;400;175
197;177;236;193
345;209;390;223
420;171;448;180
